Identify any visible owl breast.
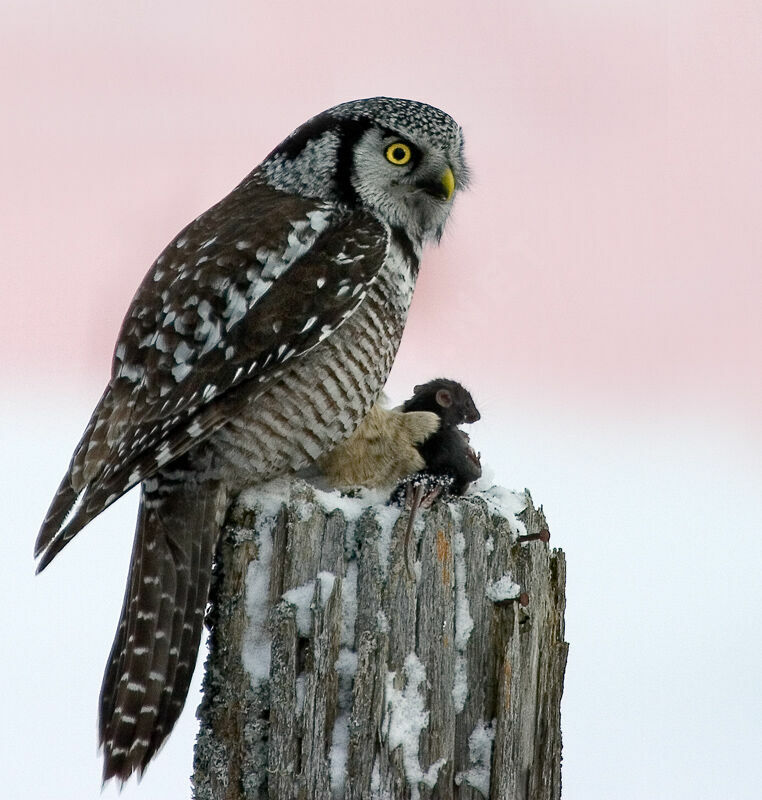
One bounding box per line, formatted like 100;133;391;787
207;239;416;488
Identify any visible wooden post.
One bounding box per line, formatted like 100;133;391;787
192;479;567;800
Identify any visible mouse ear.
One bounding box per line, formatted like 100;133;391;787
436;389;453;407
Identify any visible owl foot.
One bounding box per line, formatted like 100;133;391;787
390;473;454;579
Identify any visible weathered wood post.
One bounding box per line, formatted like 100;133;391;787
192;479;567;800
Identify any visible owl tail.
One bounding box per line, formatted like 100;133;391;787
99;457;226;783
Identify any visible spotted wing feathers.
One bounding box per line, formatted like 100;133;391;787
35;179;388;570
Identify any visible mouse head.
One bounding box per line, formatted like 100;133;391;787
406;378;481;426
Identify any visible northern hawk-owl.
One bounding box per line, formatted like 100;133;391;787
35;97;467;782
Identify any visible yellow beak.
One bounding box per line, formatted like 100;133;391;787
441;166;456;202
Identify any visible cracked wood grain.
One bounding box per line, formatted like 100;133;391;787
192;481;567;800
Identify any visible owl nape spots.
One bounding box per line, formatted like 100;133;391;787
34;97;468;783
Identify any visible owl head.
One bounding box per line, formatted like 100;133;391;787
261;97;468;244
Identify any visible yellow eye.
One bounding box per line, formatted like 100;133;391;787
385;142;412;166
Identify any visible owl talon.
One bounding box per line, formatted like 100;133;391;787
402;482;425;580
392;473;453;580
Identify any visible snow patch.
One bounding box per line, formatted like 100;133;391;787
455;719;495;797
307;485;402;573
282;582;316;637
453;656;469;714
295;673;306;716
453;532;474;649
486;574;521;602
384;654;447;799
330;648;358;797
282;571;337;636
370;759;382;794
452;530;474;713
336;648;358;691
238;478;291;519
241;500;277;685
340;561;358;648
472;479;529;537
310;485;389;523
373;503;402;573
329;710;350;798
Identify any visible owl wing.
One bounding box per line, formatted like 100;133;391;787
36;180;389;569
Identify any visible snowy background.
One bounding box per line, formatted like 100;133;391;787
2;2;760;798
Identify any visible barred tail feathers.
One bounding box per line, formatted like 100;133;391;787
99;458;226;782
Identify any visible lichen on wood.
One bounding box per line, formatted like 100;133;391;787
192;479;567;800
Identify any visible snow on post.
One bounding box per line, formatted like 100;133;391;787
192;478;567;800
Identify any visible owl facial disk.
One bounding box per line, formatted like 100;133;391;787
350;127;463;243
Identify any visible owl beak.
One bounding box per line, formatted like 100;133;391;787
416;166;456;202
440;166;455;202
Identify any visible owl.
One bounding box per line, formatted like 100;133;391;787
34;97;467;782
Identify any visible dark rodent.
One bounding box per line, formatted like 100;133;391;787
401;378;482;496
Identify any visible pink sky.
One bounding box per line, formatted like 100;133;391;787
2;1;760;437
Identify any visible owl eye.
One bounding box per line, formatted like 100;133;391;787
385;142;412;166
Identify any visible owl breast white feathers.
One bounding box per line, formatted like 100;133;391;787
34;96;468;782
